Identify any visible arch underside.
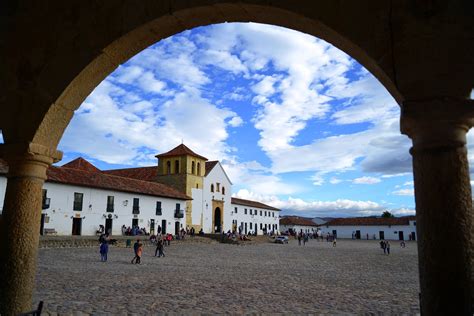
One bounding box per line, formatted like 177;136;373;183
1;0;412;151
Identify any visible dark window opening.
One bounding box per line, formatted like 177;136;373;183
42;189;50;210
175;160;179;174
132;198;140;214
106;196;114;212
156;201;162;216
166;161;171;174
73;192;83;211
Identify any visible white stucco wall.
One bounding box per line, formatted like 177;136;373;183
40;182;186;236
191;187;203;226
318;222;417;241
202;163;232;233
280;224;318;234
232;204;280;235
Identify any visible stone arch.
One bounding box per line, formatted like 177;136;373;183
5;2;405;150
2;2;473;314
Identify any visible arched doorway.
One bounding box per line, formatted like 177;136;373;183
213;207;222;233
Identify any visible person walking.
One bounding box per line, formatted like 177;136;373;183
386;241;391;255
155;239;165;257
131;239;140;264
99;241;108;262
380;240;386;254
136;240;143;263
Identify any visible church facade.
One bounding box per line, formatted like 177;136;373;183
0;144;280;236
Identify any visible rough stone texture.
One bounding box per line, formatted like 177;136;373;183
33;240;420;314
401;99;474;315
412;146;472;315
0;176;45;315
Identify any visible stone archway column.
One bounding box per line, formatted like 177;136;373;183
401;98;474;315
0;143;61;315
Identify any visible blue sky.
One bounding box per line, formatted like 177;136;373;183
55;23;421;217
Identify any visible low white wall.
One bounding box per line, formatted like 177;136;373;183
280;224;318;234
319;223;417;241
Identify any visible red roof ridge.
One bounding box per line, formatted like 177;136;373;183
103;166;158;182
231;197;280;211
155;144;208;161
61;157;101;173
47;162;190;200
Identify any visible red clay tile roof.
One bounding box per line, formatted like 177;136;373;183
280;216;318;226
155;144;207;161
47;166;190;200
62;157;101;173
0;157;189;199
324;216;416;226
103;166;157;182
205;161;218;176
231;197;280;211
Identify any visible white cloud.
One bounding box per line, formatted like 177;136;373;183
198;49;247;74
233;189;385;217
59;80;239;165
251;75;279;96
392;189;414;196
353;176;381;185
128;37;210;89
228;116;243;127
329;177;343;184
403;181;414;186
222;161;302;196
311;174;325;186
193;24;414;178
137;72;168;94
115;65;144;84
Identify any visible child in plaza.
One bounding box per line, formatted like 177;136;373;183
136;240;143;263
99;241;108;262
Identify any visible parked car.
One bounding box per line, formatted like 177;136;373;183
274;236;289;244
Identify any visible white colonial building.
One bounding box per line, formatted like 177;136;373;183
318;216;417;241
0;158;190;236
0;144;280;236
279;216;319;235
231;198;280;235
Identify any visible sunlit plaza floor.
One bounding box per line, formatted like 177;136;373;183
34;238;420;315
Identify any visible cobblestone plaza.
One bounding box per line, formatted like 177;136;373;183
34;239;420;315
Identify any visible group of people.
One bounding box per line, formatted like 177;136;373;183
380;240;391;254
98;230;177;263
122;225;148;236
296;231;337;247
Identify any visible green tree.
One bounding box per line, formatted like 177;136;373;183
381;211;394;218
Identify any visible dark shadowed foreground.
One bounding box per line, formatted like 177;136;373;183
34;239;419;315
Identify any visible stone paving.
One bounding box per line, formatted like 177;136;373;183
33;238;420;315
